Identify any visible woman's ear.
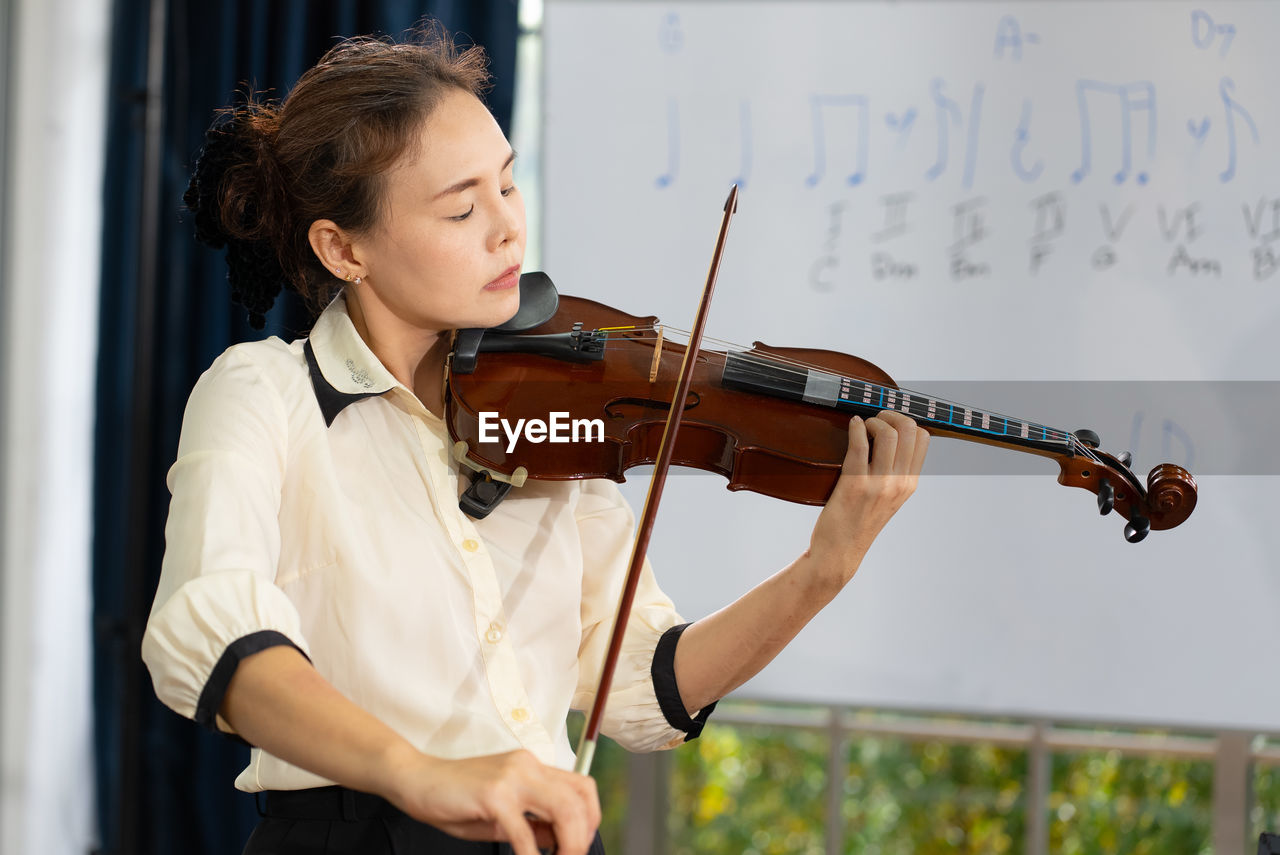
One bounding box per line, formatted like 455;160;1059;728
308;219;368;282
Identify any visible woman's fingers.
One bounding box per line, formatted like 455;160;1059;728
517;771;599;855
827;411;930;534
392;750;599;855
910;418;931;477
494;804;541;855
864;410;925;477
860;414;900;476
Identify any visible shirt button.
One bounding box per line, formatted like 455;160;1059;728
511;707;530;722
461;538;480;553
484;622;504;643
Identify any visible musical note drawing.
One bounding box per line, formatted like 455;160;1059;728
654;97;679;188
884;108;917;148
925;79;985;189
1010;99;1044;182
732;100;753;188
1070;80;1157;185
1217;77;1259;183
963;86;985;190
1186;117;1211;148
804;94;869;187
1128;411;1143;463
1131;411;1196;471
925;79;961;182
1162;418;1196;470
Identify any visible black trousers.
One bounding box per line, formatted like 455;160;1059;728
243;787;606;855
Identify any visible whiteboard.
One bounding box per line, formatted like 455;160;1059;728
543;1;1280;731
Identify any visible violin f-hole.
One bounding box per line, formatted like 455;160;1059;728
604;391;701;420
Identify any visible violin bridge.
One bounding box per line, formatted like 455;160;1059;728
649;326;664;383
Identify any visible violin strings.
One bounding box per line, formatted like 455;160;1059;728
579;327;1108;467
501;322;1113;471
589;325;1083;450
600;332;1085;453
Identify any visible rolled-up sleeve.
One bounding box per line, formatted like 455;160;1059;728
141;349;310;736
571;480;715;752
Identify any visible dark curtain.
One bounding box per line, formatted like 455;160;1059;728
92;3;518;854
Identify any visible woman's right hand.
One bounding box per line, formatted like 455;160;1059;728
220;647;600;854
382;745;601;855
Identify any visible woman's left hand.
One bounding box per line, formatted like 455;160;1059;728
805;410;930;593
672;410;928;714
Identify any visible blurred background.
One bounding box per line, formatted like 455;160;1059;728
2;1;1277;854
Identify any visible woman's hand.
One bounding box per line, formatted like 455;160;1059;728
806;410;930;593
383;746;601;855
220;647;598;855
672;410;928;713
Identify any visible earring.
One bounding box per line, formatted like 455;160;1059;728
354;276;363;286
334;267;343;276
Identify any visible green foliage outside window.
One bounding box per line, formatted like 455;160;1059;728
1250;754;1280;846
842;735;1026;854
577;707;1263;854
1048;747;1212;855
668;719;828;855
661;707;1029;855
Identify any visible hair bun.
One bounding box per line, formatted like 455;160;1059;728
184;104;290;329
225;234;283;330
185;121;236;249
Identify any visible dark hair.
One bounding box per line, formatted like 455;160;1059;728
183;23;491;327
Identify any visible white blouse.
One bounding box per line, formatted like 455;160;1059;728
142;295;709;793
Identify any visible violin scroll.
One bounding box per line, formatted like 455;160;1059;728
1059;429;1197;542
1147;462;1199;522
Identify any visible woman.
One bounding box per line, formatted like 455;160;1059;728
142;26;929;855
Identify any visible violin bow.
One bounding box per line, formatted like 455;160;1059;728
574;184;740;775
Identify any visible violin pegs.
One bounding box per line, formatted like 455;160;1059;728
1097;478;1115;516
1074;428;1101;449
1124;514;1151;543
1117;451;1133;468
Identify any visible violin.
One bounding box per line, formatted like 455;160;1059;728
444;273;1198;543
446;186;1196;777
